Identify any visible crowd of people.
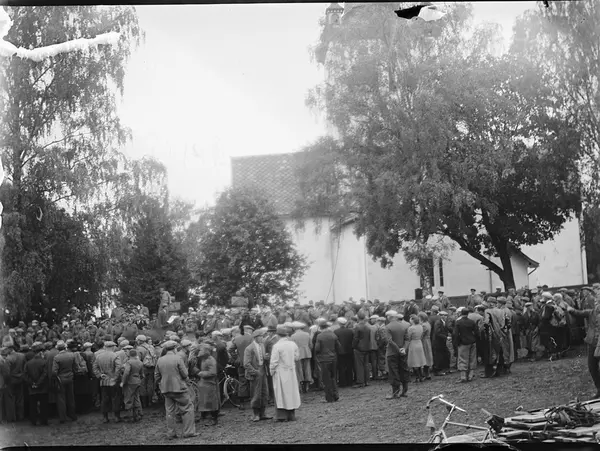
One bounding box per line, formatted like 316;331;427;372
1;282;600;439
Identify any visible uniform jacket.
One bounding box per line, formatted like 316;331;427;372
154;351;189;394
93;349;121;386
122;358;144;386
290;330;312;359
571;304;600;346
52;350;77;382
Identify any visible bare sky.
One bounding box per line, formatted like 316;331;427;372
118;2;535;209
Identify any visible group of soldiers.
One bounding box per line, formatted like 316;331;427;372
1;282;600;435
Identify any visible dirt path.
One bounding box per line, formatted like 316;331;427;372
2;350;592;446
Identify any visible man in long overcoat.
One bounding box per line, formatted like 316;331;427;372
270;325;301;422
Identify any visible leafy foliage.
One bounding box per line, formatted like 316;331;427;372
297;3;583;289
188;187;308;306
0;6;142;322
118;196;192;314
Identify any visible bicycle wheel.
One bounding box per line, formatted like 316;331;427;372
222;377;240;408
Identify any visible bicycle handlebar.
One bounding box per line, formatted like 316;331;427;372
426;395;467;413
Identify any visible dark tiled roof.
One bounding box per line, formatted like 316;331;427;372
230;153;304;217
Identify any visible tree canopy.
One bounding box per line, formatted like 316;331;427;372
296;2;583;289
188;187;307;306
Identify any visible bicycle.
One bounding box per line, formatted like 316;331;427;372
425;394;513;446
219;364;241;408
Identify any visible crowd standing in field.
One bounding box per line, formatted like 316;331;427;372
1;283;600;439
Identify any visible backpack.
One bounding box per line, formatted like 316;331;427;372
142;346;157;368
74;352;88;375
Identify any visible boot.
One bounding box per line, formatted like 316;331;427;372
424;366;431;380
400;382;408;397
102;414;110;424
386;386;400;399
459;371;467;383
418;368;425;382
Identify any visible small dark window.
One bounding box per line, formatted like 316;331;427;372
439;259;444;287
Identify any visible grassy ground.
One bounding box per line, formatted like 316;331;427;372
1;347;594;446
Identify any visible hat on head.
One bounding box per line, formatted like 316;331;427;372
291;321;306;329
449;306;457;311
337;317;348;325
542;292;553;299
559;288;568;292
104;341;116;348
276;325;288;336
32;342;43;352
221;328;232;335
180;339;192;348
439;311;448;316
21;344;30;352
431;305;440;312
252;329;265;338
211;331;223;337
136;335;146;342
385;310;398;317
525;302;533;307
425;295;432;300
163;341;177;350
583;287;594;292
31;320;39;325
497;298;507;304
325;322;332;327
243;325;254;332
506;301;513;308
119;340;129;347
117;336;126;343
438;290;444;293
123;345;133;350
370;315;379;320
56;340;66;350
376;317;385;322
546;299;553;304
470;288;476;291
41;322;48;326
83;342;93;349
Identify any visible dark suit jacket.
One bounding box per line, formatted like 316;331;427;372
24;355;48;394
452;317;479;346
352;323;371;352
315;330;341;362
334;328;354;355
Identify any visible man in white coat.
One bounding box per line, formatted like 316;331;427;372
269;324;301;422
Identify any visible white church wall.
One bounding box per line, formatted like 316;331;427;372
284;217;334;304
521;217;587;287
332;223;368;303
365;252;421;302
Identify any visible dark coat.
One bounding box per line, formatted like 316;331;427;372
334;327;354;355
24;355;48;394
352;323;371;352
452;317;479;346
315;329;341;362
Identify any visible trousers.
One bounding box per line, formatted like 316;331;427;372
28;393;49;425
100;385;120;414
164;392;195;437
56;380;77;422
337;354;354;387
320;360;338;402
353;350;369;385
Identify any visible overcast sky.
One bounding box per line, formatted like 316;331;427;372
117;2;535;209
